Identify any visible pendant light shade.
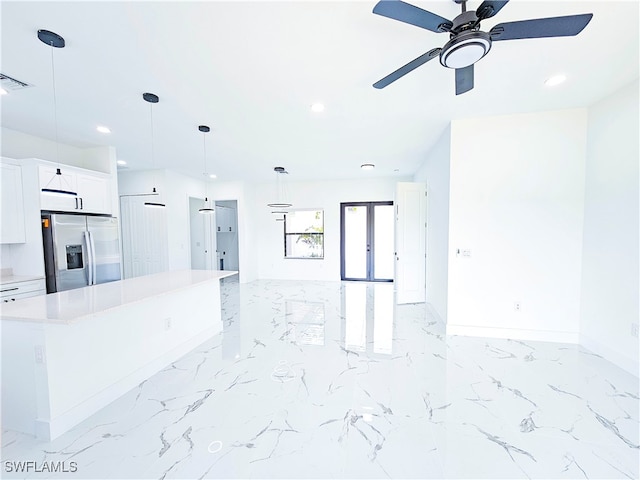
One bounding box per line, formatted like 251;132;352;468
267;167;292;210
143;92;165;208
198;125;215;214
38;30;78;197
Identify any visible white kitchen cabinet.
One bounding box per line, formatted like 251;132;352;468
76;172;111;214
39;164;112;214
216;206;236;233
1;162;26;244
0;278;46;303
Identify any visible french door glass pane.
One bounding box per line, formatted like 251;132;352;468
344;206;368;279
373;205;394;280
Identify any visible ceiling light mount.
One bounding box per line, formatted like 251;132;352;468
143;92;159;103
37;29;65;48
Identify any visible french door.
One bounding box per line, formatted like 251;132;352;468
340;202;394;281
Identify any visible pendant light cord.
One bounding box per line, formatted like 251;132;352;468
150;101;155;168
149;101;157;194
49;41;60;167
203;132;208;199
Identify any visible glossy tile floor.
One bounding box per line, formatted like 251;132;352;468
2;279;638;479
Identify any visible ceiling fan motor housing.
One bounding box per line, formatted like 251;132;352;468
440;30;492;69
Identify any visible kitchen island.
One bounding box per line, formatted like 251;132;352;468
1;269;236;440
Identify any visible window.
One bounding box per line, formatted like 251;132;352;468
284;209;324;258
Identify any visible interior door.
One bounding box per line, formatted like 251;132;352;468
120;195;169;278
395;182;426;304
340;202;394;281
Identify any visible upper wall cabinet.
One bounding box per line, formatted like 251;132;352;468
215;206;236;233
39;164;112;215
1;161;26;244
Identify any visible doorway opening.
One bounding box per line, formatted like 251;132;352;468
215;200;239;272
189;196;216;270
340;202;394;281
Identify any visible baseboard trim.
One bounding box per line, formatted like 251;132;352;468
446;324;579;344
579;333;639;378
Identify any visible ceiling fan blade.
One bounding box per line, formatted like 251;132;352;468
476;1;509;20
455;64;474;95
490;13;593;41
373;0;453;33
373;48;441;89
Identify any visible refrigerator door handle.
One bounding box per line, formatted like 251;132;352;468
89;230;97;285
84;231;94;285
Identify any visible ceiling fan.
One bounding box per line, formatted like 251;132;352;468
372;0;593;95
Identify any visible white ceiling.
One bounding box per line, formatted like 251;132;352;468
1;1;638;183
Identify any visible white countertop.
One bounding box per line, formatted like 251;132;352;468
0;269;237;325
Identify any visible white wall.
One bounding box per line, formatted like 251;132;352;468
446;109;588;343
413;125;451;323
1;127;115;174
255;177;409;281
580;80;639;375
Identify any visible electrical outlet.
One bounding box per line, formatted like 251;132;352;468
164;318;172;331
34;345;45;364
632;323;639;338
514;302;521;312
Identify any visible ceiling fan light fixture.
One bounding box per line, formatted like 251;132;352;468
440;31;492;69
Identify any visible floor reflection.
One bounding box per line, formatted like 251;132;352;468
342;282;395;355
285;299;325;346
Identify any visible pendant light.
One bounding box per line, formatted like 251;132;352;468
142;92;165;208
267;166;292;213
37;29;77;197
198;125;215;214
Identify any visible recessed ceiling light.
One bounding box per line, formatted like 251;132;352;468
311;103;325;113
116;160;127;166
361;163;375;170
209;174;217;179
0;88;7;95
544;74;566;87
96;125;111;134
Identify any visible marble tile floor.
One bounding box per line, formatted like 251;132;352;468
1;279;638;479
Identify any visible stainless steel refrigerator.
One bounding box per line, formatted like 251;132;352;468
41;213;122;293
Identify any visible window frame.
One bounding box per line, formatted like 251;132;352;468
283;209;324;259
